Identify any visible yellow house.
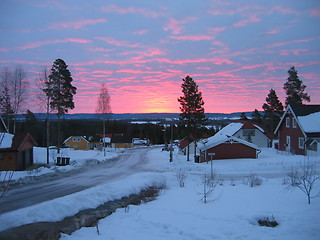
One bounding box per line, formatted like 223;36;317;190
63;136;90;150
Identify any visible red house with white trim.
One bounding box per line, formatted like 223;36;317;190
274;104;320;155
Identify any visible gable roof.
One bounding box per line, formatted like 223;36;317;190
198;122;260;151
111;135;133;143
63;136;90;144
198;135;259;151
274;104;320;134
0;133;37;151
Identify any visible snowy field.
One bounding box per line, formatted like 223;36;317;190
1;147;320;239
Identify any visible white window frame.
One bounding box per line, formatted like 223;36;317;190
299;137;304;149
286;117;290;128
292;118;297;128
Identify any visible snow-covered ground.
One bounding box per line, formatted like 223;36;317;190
6;147;120;181
1;147;320;239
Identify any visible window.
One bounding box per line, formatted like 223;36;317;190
286;117;290;128
299;138;304;149
0;153;3;160
292;118;297;128
243;129;255;136
72;137;81;142
73;145;78;148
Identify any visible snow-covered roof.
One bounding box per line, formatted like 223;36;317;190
0;132;14;149
102;137;111;143
198;122;259;151
298;112;320;133
216;122;243;136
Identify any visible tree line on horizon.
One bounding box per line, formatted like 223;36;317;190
0;59;312;161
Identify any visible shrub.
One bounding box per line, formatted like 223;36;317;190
246;174;263;187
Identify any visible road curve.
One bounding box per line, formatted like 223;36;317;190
0;147;158;214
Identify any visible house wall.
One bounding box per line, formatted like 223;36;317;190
277;112;305;155
179;142;197;155
0;151;18;171
112;143;133;148
201;143;257;162
234;129;270;147
65;138;89;150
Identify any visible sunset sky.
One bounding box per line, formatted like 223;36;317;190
1;0;319;114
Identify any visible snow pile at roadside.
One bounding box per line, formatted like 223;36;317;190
0;172;166;232
61;175;320;240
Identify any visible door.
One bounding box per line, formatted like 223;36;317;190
286;136;291;152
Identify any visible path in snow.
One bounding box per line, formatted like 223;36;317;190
0;147;160;214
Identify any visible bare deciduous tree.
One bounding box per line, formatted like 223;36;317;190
36;66;51;164
176;169;187;187
201;172;220;203
285;160;320;204
0;66;28;133
96;83;111;156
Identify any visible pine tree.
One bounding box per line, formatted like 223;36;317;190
178;76;207;161
251;109;263;124
240;112;248;120
44;59;77;152
283;66;310;106
262;89;283;133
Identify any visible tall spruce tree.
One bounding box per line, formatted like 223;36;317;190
251;109;263;124
262;89;283;133
44;59;77;153
178;76;207;161
283;66;310;106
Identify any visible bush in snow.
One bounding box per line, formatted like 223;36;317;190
176;169;187;187
285;160;320;204
257;215;279;228
246;173;263;187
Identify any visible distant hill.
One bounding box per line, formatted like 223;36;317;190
17;112;255;121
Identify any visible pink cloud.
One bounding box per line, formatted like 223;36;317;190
164;17;197;34
309;9;320;17
119;48;166;58
270;37;315;47
95;36;140;48
87;47;113;52
279;49;311;56
133;29;149;35
101;4;161;18
208;27;227;35
170;35;213;41
272;5;301;15
92;70;113;74
49;18;107;29
234;14;260;27
18;38;90;50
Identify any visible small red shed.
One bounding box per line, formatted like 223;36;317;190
0;133;38;171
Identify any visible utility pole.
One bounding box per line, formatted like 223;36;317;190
169;120;174;162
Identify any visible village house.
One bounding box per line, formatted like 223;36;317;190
0;132;38;171
63;136;90;150
274;104;320;156
198;122;261;162
222;120;271;148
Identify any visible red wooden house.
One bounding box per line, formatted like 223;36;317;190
0;133;38;171
274;104;320;155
